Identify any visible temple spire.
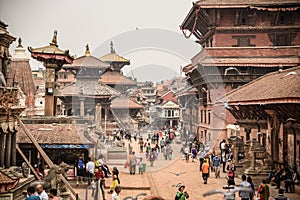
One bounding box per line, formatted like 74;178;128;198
85;44;91;56
110;41;115;53
50;30;58;47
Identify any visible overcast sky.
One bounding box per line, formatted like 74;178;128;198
0;0;200;83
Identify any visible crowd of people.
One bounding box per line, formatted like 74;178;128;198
25;184;58;200
24;129;300;200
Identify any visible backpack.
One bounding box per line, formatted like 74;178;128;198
78;159;85;169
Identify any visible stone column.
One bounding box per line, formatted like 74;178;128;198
0;131;5;167
44;65;56;116
5;131;12;167
95;103;102;125
283;126;288;164
79;97;85;117
11;129;17;166
245;128;251;142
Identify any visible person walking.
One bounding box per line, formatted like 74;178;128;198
75;154;85;185
257;179;270;200
160;137;166;153
86;157;95;186
239;174;251;200
221;151;227;173
109;175;119;194
213;154;221;178
184;145;190;162
166;145;173;160
247;176;255;200
191;145;197;162
95;165;106;200
137;157;144;174
139;137;144;153
227;159;235;182
129;151;137;175
149;148;156;167
201;159;210;184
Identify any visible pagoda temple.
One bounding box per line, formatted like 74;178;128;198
99;42;137;93
180;0;300;149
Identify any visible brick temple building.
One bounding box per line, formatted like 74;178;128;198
180;0;300;150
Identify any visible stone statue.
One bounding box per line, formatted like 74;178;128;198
30;162;69;191
22;162;29;178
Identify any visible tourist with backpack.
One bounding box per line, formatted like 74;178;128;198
75;154;85;185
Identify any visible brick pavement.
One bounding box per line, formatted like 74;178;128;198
73;136;300;200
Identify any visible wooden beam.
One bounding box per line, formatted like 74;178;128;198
16;145;41;180
16;117;78;200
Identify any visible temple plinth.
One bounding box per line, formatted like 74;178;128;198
28;31;73;116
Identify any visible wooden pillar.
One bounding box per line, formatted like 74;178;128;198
79;97;85;117
0;130;5;167
245;128;251;141
283;126;288;164
104;107;108;134
5;131;12;167
292;127;297;168
11;129;17;166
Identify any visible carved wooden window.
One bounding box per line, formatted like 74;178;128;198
232;35;256;47
235;10;255;26
268;33;296;46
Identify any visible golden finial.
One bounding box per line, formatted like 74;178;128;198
50;30;58;47
85;44;91;56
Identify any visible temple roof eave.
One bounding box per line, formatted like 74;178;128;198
229;98;300;106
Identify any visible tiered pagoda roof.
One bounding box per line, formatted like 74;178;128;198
99;42;130;71
56;80;120;98
63;44;110;72
28;31;73;66
111;95;143;109
100;70;137;86
190;46;300;67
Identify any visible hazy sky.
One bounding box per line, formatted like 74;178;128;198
0;0;200;83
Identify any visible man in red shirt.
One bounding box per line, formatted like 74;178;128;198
201;159;210;184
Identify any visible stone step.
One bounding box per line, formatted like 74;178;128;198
106;159;127;166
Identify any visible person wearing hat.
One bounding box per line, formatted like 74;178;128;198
108;175;119;194
275;189;289;200
175;184;189;200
